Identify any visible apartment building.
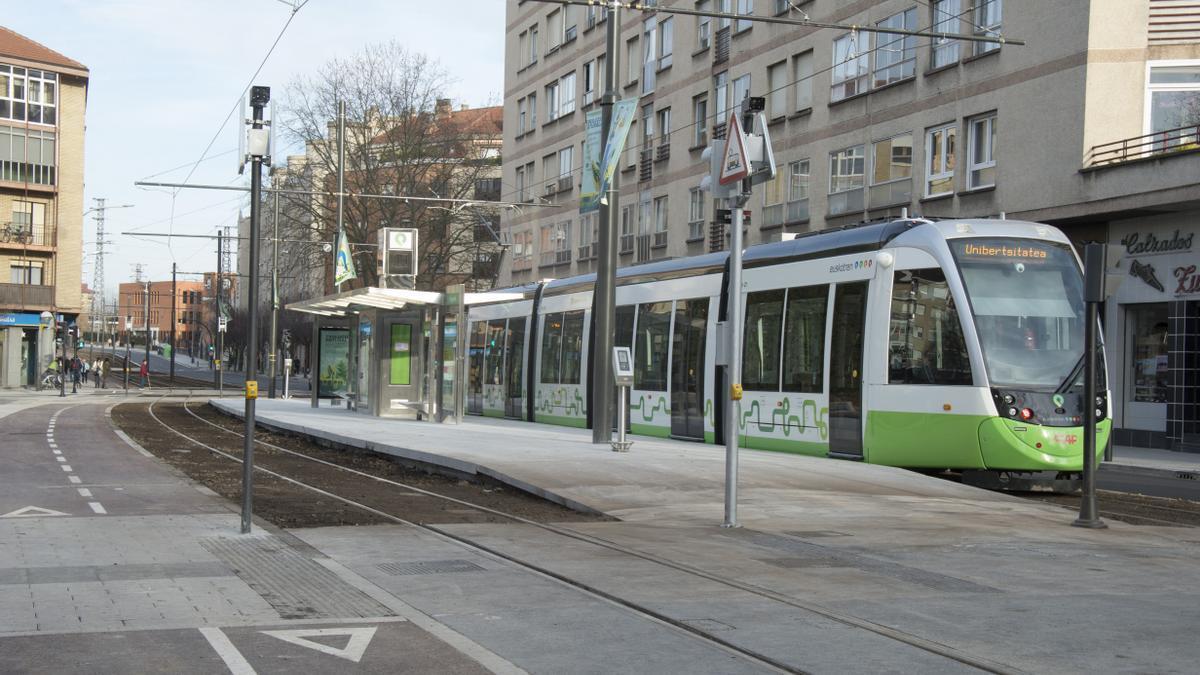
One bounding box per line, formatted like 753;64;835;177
500;0;1200;449
0;27;88;387
117;279;211;356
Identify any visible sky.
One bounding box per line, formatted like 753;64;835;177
7;0;506;300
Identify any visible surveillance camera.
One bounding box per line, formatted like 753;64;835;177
250;85;271;107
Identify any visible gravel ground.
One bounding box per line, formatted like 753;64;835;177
111;401;614;529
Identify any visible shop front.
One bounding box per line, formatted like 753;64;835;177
1106;213;1200;451
0;312;55;388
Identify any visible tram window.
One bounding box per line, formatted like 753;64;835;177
560;310;585;384
782;285;828;393
540;313;564;384
635;301;671;391
485;320;507;385
888;269;972;385
743;289;785;391
615;305;635;351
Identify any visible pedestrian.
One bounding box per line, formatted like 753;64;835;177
70;355;82;393
99;358;108;388
139;358;150;388
93;357;102;387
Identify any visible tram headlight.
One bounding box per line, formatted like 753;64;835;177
1096;396;1104;407
1002;394;1015;405
1096;408;1104;419
1007;407;1018;417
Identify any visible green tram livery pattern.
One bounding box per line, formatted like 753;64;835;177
465;220;1110;475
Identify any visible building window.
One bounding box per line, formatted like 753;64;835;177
578;212;599;260
870;133;914;207
659;17;674;69
545;81;560;121
559;146;574;182
0;65;58;125
10;200;47;244
973;0;1002;56
652;195;668;247
528;92;537;127
627;37;640;84
767;60;787;119
831;33;869;102
517;97;528;134
1145;61;1200;141
620;205;635;253
967;113;996;189
761;170;784;228
529;25;539;65
9;260;44;285
0;126;56;186
696;0;712;49
735;0;754;32
925;123;956;197
931;0;961;68
888;268;972;385
828;145;865;215
583;59;597;105
692;94;708;146
643;17;658;94
874;8;916;88
716;0;732;30
787;159;810;223
539;221;572;266
548;9;563;48
793;50;813;111
1128;304;1168;403
656;107;671;145
560;72;576;116
714;71;729;125
562;5;577;42
732;73;751;112
688;188;706;240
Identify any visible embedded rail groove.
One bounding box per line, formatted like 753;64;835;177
140;394;1024;675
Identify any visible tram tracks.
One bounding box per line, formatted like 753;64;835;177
130;393;1025;675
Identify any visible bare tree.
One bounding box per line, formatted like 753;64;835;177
278;41;503;293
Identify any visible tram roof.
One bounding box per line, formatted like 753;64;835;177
541;251;731;297
742;218;927;268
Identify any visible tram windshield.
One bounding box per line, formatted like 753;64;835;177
950;238;1098;390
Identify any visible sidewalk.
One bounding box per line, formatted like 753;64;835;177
1106;444;1200;475
204;398;1200;673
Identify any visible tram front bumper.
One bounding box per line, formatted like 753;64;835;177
978;417;1110;472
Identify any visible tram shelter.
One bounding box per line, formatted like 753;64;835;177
287;285;517;421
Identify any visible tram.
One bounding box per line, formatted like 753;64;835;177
466;218;1110;475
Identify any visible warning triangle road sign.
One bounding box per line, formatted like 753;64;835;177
1;506;70;518
718;111;750;186
262;626;378;663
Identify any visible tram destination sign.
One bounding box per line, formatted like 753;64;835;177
958;242;1051;261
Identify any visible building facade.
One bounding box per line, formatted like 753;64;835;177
499;0;1200;449
117;279;210;356
0;27;88;388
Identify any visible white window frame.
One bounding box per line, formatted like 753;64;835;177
967;113;997;189
560;72;577;116
688;187;705;240
693;94;709;147
793;50;813;111
652;195;669;247
931;0;961;68
643;17;658;94
925;123;957;197
696;0;712;49
517;97;528;134
659;17;674;69
787;158;810;223
735;0;754;33
873;8;917;88
972;0;1002;56
831;33;869;102
1143;60;1200;136
546;81;560;121
528;92;537;127
559;145;574;179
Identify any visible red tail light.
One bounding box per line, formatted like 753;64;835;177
1020;408;1034;421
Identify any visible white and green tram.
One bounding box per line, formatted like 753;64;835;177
467;218;1109;476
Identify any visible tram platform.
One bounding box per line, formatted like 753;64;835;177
203;397;1200;673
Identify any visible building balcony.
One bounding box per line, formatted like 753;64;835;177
0;223;55;251
1085;125;1200;169
0;283;54;309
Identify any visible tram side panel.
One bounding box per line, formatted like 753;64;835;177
534;289;592;428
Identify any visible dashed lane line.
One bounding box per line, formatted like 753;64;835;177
60;465;72;472
88;502;107;515
68;476;81;484
77;488;92;498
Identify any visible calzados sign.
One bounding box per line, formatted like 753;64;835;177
1121;230;1193;256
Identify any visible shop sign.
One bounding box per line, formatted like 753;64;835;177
1117;228;1200;298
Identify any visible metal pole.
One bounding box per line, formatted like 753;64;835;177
241;87;269;534
123;341;129;392
724;199;745;529
58;316;66;397
269;191;280;398
170;263;177;386
335;100;345;294
216;230;223;391
591;1;620;444
1074;246;1106;529
144;281;151;387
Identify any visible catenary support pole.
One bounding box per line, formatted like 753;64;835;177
1074;244;1107;529
269;191;279;399
591;1;620;444
170;262;177;386
216;230;223;391
724;199;745;528
241;87;269;535
144;281;151;385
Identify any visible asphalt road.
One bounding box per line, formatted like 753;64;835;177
1099;464;1200;500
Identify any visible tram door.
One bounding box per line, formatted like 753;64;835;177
829;282;868;457
505;318;526;419
671;298;708;440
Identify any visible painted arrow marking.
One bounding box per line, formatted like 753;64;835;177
2;506;70;518
261;626;378;663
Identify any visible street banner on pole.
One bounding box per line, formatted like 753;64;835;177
334;225;356;286
598;98;639;204
580;110;603;214
718;112;750;186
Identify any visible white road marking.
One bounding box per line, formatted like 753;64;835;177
77;488;92;497
61;465;72;472
68;476;81;484
199;627;257;675
261;627;377;663
48;442;57;448
56;457;66;463
88;502;107;514
1;506;70;518
52;450;61;455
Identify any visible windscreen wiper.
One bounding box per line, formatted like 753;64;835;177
1056;353;1086;394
